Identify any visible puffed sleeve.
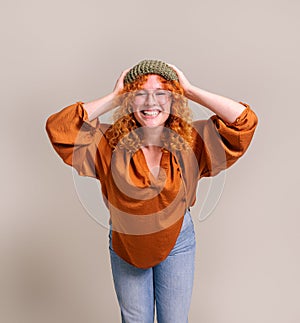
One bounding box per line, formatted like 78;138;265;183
45;101;111;181
192;102;258;179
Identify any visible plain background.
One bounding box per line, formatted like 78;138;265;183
1;0;300;322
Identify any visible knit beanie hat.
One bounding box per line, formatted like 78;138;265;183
123;59;179;85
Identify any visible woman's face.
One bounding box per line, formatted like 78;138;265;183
131;75;172;128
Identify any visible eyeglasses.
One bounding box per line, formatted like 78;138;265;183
131;90;172;105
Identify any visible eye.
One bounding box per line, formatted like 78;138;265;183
135;91;147;97
155;91;167;96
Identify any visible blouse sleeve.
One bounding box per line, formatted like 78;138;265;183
45;101;111;181
192;101;258;179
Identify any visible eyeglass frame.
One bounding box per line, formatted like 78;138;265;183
129;89;173;106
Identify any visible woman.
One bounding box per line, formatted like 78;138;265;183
45;59;258;323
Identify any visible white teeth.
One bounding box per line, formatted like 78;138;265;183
142;110;159;116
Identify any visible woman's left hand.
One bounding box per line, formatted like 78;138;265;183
168;64;194;98
170;64;248;123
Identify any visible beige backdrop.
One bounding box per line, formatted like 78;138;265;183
1;0;300;322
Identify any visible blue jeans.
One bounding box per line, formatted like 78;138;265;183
109;210;196;323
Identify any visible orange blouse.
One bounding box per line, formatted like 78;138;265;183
45;101;258;268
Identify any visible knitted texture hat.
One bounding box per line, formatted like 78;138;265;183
123;59;179;85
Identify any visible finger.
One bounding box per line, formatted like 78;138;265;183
121;67;131;76
116;68;131;84
168;64;181;73
113;68;132;92
168;64;186;81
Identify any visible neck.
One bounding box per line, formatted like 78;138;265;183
141;126;164;147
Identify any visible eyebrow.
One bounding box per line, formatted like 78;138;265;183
138;87;165;91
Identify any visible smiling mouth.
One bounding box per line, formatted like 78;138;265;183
141;109;161;117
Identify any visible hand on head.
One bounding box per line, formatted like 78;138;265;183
167;64;193;96
113;68;131;95
113;60;193;99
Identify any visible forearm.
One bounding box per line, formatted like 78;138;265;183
83;68;131;121
83;92;119;122
185;85;246;124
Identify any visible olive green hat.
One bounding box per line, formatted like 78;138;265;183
123;59;179;85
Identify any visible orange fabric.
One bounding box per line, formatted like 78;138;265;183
45;101;258;268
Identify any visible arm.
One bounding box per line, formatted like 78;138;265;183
45;102;107;179
169;64;258;178
83;68;130;121
193;102;258;179
45;68;131;179
169;65;246;123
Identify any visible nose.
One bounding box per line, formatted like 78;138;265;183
145;92;156;106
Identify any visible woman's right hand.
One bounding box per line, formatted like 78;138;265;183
113;68;131;96
83;68;131;121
